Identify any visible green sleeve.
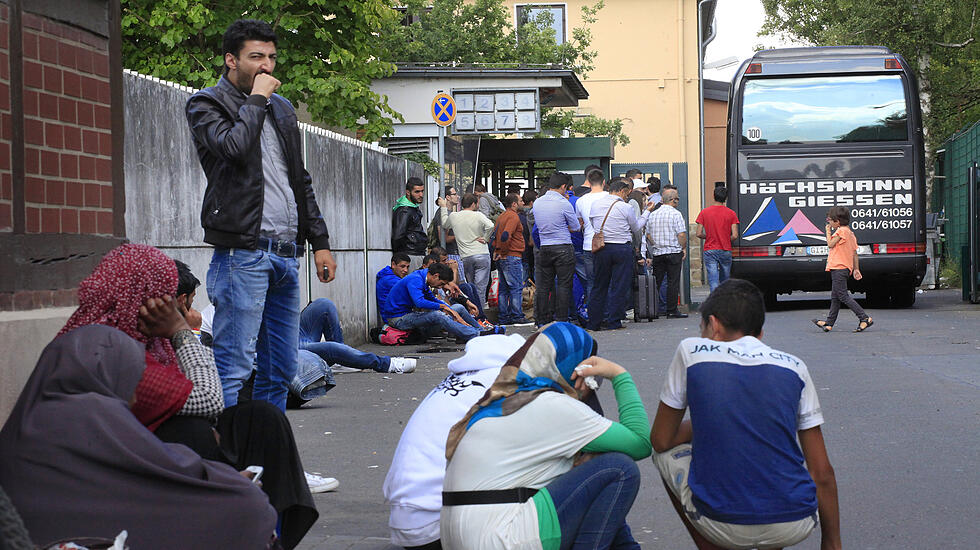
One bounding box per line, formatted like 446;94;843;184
581;372;652;460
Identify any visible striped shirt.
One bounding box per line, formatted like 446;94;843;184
645;204;686;255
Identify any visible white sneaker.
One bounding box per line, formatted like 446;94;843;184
330;364;362;374
387;357;417;374
305;471;339;493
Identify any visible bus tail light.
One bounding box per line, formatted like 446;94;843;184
872;243;925;254
884;58;902;69
745;63;762;74
734;246;781;257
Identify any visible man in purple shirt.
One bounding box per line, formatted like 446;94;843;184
531;172;581;327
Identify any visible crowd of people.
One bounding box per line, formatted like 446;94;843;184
0;17;849;550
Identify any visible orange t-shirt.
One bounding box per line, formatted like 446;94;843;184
826;226;857;271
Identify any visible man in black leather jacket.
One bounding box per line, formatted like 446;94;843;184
391;177;427;257
185;19;336;412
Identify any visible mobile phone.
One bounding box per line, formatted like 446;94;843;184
245;465;264;484
323;265;330;280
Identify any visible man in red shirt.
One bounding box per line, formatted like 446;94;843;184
494;193;529;325
695;186;740;292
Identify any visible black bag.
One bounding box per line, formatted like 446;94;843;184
634;272;659;322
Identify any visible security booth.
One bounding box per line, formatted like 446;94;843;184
476;137;615;196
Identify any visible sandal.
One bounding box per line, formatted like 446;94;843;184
854;317;874;332
811;319;832;332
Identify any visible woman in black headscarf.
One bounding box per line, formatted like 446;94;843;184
0;325;278;549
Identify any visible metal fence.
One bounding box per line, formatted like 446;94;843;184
123;70;427;344
934;118;980;265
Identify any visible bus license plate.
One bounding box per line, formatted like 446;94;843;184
806;246;828;256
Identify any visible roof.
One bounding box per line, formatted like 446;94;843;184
751;46;894;61
703;79;730;102
392;64;588;101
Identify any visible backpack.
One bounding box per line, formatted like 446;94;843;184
426;216;441;250
380;326;413;345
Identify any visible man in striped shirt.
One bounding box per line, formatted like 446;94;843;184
644;188;688;318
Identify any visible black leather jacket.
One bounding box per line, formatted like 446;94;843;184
391;203;427;255
185;76;330;251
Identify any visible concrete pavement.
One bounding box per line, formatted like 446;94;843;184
292;288;980;549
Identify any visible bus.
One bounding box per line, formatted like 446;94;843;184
727;46;927;307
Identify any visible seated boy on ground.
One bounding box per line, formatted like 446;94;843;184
377;252;412;319
650;279;841;550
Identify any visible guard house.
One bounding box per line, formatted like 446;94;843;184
371;64;593;195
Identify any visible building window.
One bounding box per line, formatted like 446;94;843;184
516;4;567;44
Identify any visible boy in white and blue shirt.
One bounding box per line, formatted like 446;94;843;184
650;279;841;550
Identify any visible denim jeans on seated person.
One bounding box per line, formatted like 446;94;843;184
457;282;486;319
208;247;299;412
545;452;641;550
388;309;480;341
462;253;492;305
496;256;525;323
702;249;733;292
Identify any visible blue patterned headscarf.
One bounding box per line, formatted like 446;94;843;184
446;322;597;459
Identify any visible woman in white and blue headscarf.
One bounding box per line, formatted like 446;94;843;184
441;322;651;550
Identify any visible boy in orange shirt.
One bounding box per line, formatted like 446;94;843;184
813;206;873;332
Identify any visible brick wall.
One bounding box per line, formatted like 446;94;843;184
19;11;113;235
1;6;10;231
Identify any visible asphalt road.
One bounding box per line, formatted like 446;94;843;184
293;289;979;550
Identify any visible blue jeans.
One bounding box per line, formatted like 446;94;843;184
208;247;299;412
457;282;486;320
295;298;390;383
587;243;635;330
546;452;641;550
389;309;480;341
449;303;481;329
292;350;337;400
448;254;467;284
463;254;492;305
497;256;525;323
582;250;595;299
702;249;732;292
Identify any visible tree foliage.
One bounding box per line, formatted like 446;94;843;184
121;0;403;140
379;0;626;145
760;0;980;150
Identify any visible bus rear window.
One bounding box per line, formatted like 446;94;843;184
740;75;909;145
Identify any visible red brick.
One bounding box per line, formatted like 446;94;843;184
0;114;9;140
62;71;81;97
96;210;112;234
38;35;58;64
23;13;44;31
92;53;109;77
25;118;43;145
58;97;76;123
41;207;59;232
12;290;34;309
24;61;42;88
25;176;44;202
60;153;78;179
79;209;96;234
44;123;64;149
54;288;78;306
22;31;38;59
100;184;113;208
40;150;58;176
76;49;92;73
25;148;39;174
45;180;64;204
77;102;94;126
25;207;40;233
0;82;8;111
79;33;107;50
60;208;78;234
1;173;10;198
95;158;111;182
97;80;110;104
0;143;7;170
78;155;95;179
91;105;110;130
43;18;66;39
99;132;111;155
0;52;8;80
42;65;61;93
0;23;7;50
23;90;38;117
39;93;59;119
83;183;101;207
64;126;81;150
82;129;99;154
65;181;83;206
80;76;99;101
58;42;77;69
0;203;11;231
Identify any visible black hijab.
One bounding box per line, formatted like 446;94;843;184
0;325;277;549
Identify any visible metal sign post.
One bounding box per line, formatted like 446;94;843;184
432;92;456;248
969;161;979;303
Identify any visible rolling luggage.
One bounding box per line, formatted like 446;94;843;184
634;271;658;322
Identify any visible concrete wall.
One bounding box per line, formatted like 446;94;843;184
122;70;425;344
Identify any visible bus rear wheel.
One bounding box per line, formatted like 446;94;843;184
890;286;916;308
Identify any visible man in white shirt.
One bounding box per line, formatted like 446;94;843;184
438;193;495;305
574;168;608;301
645;188;688;318
586;180;649;330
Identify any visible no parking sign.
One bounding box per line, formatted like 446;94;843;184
431;93;456;127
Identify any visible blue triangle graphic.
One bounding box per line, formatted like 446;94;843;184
743;198;785;236
772;228;801;244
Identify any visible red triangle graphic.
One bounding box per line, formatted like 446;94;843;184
779;210;822;236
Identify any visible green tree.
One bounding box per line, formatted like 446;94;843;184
121;0;403;140
760;0;980;156
380;0;627;145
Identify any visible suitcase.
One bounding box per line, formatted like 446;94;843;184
634;272;659;322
